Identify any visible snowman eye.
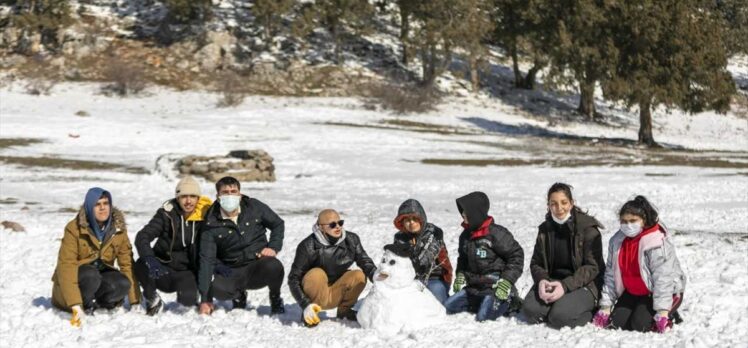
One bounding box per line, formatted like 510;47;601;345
389;260;396;265
381;257;386;263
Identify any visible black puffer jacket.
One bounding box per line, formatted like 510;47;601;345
530;209;605;299
288;226;376;309
393;199;453;284
198;195;284;300
135;197;210;271
456;192;524;296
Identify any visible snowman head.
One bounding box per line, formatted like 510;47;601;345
374;243;415;289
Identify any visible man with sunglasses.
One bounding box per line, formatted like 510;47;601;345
197;176;285;315
287;209;377;327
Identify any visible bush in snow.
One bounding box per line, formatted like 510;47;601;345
100;57;147;97
362;82;440;114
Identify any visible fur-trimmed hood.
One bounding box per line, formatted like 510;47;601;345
77;205;126;236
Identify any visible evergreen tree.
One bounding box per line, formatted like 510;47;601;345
410;0;463;86
252;0;293;46
542;0;617;120
603;0;735;147
297;0;374;64
163;0;212;24
717;0;748;56
395;0;418;65
491;0;547;89
451;0;494;92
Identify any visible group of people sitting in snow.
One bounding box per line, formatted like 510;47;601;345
51;176;685;334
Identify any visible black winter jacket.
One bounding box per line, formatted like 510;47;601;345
456;192;524;295
530;210;605;299
288;227;376;309
135;199;205;271
198;195;284;300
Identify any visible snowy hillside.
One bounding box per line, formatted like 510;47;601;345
0;81;747;347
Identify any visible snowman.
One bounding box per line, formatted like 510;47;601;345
357;243;447;336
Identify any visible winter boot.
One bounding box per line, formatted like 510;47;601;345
231;291;247;310
146;294;163;316
270;294;285;314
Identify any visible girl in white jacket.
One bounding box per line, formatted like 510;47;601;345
593;196;686;333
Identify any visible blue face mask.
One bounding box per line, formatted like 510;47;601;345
219;195;241;212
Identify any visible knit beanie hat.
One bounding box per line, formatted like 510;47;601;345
175;176;201;197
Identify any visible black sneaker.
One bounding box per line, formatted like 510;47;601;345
83;303;97;316
232;291;247;310
270;294;285;314
337;309;357;322
146;294;163;316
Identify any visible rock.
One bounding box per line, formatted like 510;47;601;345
176;149;276;183
75;110;89;117
0;55;28;69
1;221;25;232
194;31;236;71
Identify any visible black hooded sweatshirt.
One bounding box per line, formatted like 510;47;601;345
455;192;524;296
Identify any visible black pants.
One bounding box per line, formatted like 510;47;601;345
78;264;130;310
133;258;198;306
212;257;284;301
522;285;596;329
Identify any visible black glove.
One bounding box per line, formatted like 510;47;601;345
143;256;169;279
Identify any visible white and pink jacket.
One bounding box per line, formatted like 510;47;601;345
600;224;686;311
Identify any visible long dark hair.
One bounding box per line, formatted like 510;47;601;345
547;182;584;214
619;195;659;229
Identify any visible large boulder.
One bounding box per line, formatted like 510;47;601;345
194;30;236;71
176;150;275;183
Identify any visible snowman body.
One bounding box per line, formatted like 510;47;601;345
358;249;447;335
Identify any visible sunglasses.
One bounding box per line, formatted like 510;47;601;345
319;220;345;229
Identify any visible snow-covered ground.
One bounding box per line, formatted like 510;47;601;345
0;82;747;347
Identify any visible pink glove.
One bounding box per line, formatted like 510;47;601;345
653;312;671;333
593;309;611;328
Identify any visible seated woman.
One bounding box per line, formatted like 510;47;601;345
522;183;605;329
51;187;140;327
593;196;686;333
392;198;453;304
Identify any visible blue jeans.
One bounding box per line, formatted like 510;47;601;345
426;279;449;304
444;289;511;322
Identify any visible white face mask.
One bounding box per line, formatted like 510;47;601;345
620;222;643;237
219;195;241;213
551;212;571;225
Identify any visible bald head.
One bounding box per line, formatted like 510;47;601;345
318;209;339;223
317;209;343;238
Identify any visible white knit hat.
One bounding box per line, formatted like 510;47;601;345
175;176;201;197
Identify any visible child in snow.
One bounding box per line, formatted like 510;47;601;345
593;196;686;333
444;191;524;321
392;198;453;304
522;183;605;329
51;188;141;327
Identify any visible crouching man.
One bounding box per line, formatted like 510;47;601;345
287;209;376;327
134;176;212;315
197;176;286;315
52;188;140;327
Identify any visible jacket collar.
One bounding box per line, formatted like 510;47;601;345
77;205;126;242
313;223;346;246
465;216;493;239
